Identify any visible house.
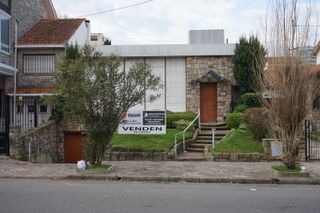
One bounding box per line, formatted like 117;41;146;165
7;18;91;131
0;0;57;155
90;33;108;46
97;29;236;123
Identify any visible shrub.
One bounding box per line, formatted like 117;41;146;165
240;93;261;108
167;112;196;128
234;104;247;113
173;119;194;131
242;108;269;140
226;112;242;129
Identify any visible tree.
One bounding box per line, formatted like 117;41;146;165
55;45;161;165
232;35;267;94
258;0;319;169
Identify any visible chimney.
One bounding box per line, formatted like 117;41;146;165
85;20;91;44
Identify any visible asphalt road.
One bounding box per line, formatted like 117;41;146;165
0;179;319;213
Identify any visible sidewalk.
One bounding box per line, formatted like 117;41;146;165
1;157;320;184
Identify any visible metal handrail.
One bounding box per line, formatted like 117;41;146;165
174;113;200;157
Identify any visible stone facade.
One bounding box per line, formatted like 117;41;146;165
186;56;235;122
16;48;64;87
10;117;86;163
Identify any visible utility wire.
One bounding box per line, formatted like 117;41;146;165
78;0;154;17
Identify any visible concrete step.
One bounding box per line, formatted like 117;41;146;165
196;135;224;140
189;143;209;148
201;126;228;131
195;140;213;144
201;122;226;127
198;130;229;136
185;147;204;152
175;152;205;161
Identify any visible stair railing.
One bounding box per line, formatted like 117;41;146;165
211;128;216;148
174;113;200;157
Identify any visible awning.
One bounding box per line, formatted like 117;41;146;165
6;86;54;96
195;69;229;83
0;63;17;77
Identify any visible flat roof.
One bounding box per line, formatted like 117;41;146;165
96;43;235;57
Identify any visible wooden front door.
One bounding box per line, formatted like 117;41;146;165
64;133;85;163
200;83;217;123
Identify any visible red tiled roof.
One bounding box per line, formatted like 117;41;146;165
6;87;54;95
18;19;85;45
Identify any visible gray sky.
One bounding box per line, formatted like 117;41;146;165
51;0;319;45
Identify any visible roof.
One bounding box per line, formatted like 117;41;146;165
96;43;235;57
195;70;229;83
18;19;85;45
6;87;54;96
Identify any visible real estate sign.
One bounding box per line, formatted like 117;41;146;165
118;110;166;134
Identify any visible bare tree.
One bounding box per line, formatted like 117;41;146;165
258;0;319;169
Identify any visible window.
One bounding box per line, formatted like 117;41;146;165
40;105;47;113
28;105;35;113
0;11;9;53
23;55;55;74
90;35;98;41
17;105;23;113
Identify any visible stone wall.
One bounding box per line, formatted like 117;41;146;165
10;121;63;162
186;56;235;122
9;117;86;163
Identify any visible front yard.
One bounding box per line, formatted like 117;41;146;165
211;127;264;153
110;129;193;152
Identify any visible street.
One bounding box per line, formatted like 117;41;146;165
0;179;319;213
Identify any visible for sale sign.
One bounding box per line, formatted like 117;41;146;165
118;110;166;134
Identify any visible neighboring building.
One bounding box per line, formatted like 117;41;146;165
90;33;108;46
313;41;320;64
291;46;316;65
98;30;236;123
0;0;57;155
8;18;90;131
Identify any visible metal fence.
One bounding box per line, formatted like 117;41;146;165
12;96;52;132
305;120;320;161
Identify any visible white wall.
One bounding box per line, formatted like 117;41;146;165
125;57;186;112
146;58;165;110
68;22;88;46
166;57;186;112
317;52;320;64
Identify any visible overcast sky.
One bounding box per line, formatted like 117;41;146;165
51;0;319;45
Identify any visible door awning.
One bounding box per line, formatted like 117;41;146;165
195;69;229;83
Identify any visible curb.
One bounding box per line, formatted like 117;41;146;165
2;175;320;185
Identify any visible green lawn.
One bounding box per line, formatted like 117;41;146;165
272;164;301;172
212;128;264;153
110;129;193;152
87;164;111;170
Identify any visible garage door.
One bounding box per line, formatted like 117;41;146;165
64;133;86;163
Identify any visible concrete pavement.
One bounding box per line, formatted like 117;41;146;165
1;157;320;184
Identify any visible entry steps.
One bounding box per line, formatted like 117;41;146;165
185;122;230;153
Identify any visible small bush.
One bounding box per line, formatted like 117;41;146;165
234;104;247;113
240;93;261;108
242;108;269;140
173;119;194;131
167;112;196;128
226;112;242;129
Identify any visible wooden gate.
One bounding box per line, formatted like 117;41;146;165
200;83;217;123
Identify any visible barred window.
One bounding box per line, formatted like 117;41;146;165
23;55;55;74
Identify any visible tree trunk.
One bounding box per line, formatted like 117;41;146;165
283;156;296;169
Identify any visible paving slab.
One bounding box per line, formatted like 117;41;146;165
1;157;320;184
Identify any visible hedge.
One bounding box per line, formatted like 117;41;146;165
166;112;197;128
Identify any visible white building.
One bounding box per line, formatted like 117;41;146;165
97;30;236;123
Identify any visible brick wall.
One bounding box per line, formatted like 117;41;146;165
186;56;235;122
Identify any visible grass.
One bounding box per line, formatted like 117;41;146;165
110;129;193;152
272;164;301;172
211;128;264;153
